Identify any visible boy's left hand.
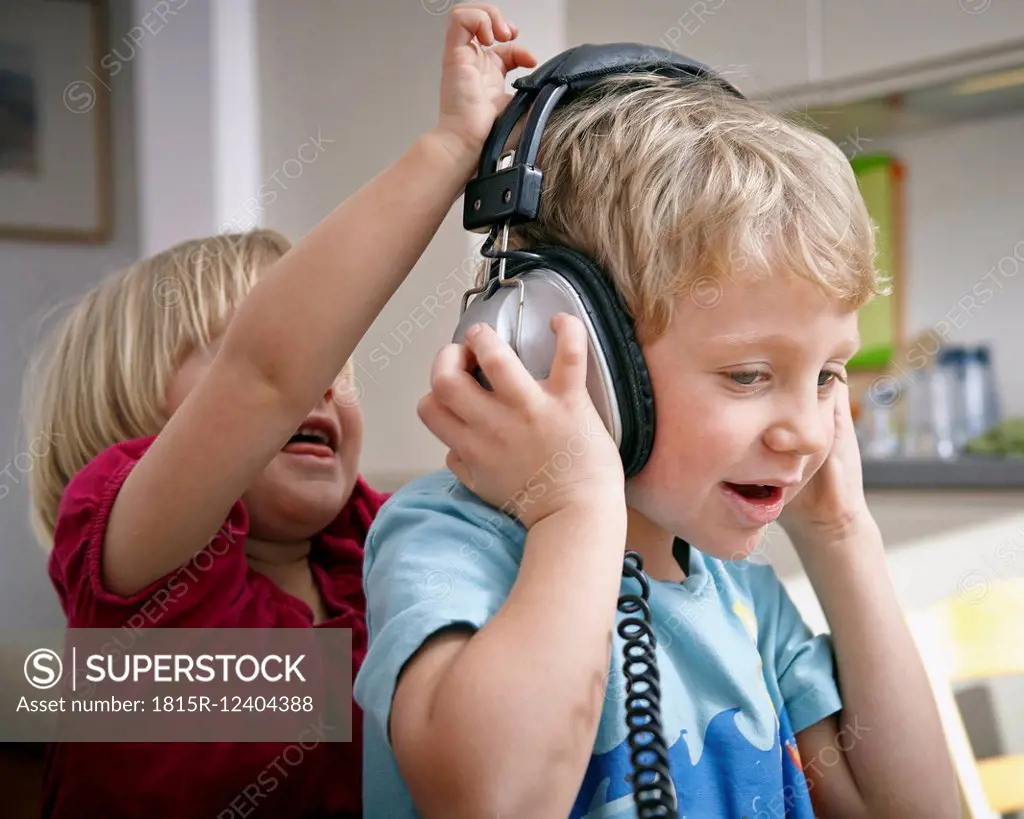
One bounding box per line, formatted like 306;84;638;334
779;380;874;545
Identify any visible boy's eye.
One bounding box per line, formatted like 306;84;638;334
730;370;765;386
818;369;847;389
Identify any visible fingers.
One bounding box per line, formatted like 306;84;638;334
489;42;538;73
446;3;515;51
463;323;541;402
430;342;491;425
417;392;468;452
546;313;589;394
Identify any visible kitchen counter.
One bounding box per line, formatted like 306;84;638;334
863;456;1024;489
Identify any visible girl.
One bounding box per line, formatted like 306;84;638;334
19;5;535;816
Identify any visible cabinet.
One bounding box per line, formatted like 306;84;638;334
821;0;1024;84
569;0;1024;100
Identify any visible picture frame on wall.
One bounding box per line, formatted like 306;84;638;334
0;0;112;244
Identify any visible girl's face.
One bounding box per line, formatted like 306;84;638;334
165;331;365;544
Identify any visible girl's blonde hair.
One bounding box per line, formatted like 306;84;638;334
20;228;291;551
502;73;884;340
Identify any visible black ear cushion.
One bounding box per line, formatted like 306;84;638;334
503;245;655;477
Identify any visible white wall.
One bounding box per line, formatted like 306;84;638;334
130;0;215;254
0;3;139;628
133;0;262;255
566;0;818;95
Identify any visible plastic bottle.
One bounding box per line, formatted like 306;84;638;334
932;348;963;458
976;345;1002;433
962;346;989;441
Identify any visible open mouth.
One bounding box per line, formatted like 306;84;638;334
723;483;782;503
721;481;787;525
282;423;336;458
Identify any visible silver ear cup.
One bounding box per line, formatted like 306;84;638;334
452;269;623;448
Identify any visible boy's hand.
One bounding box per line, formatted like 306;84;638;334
779;380;875;546
418;315;624;528
433;3;538;165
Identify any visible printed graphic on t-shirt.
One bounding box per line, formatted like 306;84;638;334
570;601;814;819
570;704;810;818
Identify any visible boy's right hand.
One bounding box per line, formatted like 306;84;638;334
417;314;625;528
432;3;538;167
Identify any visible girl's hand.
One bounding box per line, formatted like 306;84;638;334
417;315;624;528
779;380;876;546
433;3;538;163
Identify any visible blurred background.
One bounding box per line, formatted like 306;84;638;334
1;0;1023;815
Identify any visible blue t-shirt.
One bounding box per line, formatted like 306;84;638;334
354;470;843;818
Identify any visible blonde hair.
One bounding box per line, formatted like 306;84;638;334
20;228;291;551
502;73;884;340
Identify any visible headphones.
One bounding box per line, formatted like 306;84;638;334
452;43;744;478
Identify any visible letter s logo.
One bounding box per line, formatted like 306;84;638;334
25;649;63;690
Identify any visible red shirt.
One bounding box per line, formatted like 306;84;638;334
44;436;389;819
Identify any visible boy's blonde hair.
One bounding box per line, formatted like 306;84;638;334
504;73;884;341
20;229;291;551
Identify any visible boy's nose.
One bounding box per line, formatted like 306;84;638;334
764;394;830;456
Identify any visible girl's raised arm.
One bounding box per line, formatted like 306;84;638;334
101;5;536;596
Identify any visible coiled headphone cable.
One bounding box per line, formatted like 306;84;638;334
618;551;678;817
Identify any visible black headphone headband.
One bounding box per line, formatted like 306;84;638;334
464;42;744;232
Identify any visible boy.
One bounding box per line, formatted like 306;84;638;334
353;60;959;817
